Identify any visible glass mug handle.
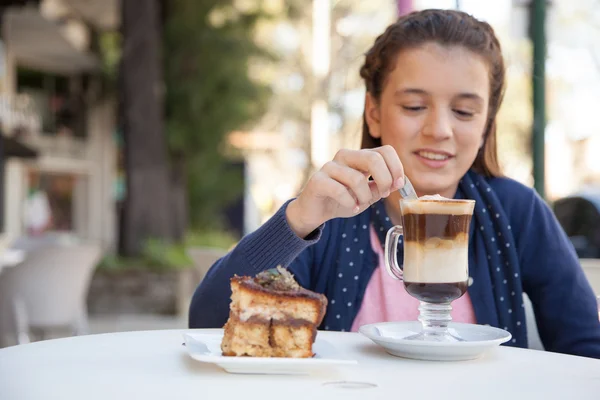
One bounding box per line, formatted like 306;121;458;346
384;225;404;281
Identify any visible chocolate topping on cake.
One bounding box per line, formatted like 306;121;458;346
254;266;301;292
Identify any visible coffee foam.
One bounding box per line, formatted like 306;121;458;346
401;198;475;215
403;240;469;283
418;194;447;201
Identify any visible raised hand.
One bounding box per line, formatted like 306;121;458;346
286;146;405;238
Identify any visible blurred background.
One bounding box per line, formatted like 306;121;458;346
0;0;598;346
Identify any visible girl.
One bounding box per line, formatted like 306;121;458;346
189;9;600;359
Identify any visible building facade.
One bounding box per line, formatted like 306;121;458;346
0;0;118;251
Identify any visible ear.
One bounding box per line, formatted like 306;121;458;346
365;92;382;139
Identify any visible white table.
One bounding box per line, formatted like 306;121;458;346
0;329;599;400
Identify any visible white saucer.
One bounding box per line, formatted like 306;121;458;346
359;321;511;361
183;332;358;375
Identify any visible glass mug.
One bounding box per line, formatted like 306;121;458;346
384;197;475;342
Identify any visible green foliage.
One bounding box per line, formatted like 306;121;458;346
140;238;192;270
98;238;191;271
98;31;121;83
96;253;139;271
90;31;122;100
185;155;245;231
163;0;275;229
184;229;238;250
97;228;238;271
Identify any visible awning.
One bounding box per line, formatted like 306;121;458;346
2;134;38;159
3;6;100;75
63;0;119;31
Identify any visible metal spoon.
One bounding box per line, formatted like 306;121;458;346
398;176;418;200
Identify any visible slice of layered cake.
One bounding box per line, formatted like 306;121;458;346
221;266;328;358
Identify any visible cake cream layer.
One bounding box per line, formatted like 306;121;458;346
229;276;327;325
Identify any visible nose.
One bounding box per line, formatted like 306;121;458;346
421;108;452;140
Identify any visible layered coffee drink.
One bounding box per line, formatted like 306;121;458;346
401;195;474;304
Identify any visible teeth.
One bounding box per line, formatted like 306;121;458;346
418;151;449;161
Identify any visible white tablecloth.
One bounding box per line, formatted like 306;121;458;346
0;329;599;400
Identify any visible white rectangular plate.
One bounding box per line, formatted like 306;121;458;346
183;332;358;375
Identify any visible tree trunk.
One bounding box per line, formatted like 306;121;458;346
120;0;173;256
170;154;188;242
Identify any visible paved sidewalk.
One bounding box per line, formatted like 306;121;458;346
89;314;187;334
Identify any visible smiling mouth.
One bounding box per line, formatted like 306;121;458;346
415;151;452;161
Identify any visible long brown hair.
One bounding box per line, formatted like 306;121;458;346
360;9;505;177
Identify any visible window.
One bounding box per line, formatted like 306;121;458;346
16;68;87;138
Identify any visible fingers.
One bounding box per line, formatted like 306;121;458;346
371;145;405;190
321;162;373;206
312;171;358;211
333;146;404;197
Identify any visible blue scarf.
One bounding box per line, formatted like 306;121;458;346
326;170;527;348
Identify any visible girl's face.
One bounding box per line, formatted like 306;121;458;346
365;43;490;199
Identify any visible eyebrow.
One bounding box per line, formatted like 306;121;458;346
394;88;485;104
394;88;428;97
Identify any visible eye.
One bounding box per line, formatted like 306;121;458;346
402;106;425;112
453;109;474;118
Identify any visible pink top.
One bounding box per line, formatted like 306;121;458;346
350;226;477;332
